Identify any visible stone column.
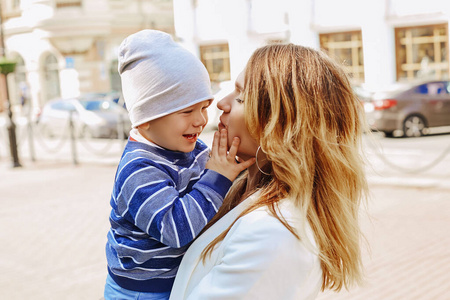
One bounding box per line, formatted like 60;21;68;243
361;1;396;91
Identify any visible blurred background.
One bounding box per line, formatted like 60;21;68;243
0;0;449;299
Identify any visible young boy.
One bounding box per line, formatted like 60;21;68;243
104;30;252;299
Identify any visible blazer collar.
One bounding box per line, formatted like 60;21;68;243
194;190;260;247
174;191;261;278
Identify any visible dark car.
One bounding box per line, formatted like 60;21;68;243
365;81;450;137
37;98;131;139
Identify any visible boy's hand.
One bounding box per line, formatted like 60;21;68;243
205;129;256;182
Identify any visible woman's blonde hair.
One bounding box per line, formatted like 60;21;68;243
201;44;368;292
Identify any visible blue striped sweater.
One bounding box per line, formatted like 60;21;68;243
105;138;232;293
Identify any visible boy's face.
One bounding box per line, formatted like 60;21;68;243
138;99;212;152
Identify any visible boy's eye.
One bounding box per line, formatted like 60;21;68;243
235;98;244;104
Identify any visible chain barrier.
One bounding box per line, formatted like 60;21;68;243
78;132;118;156
31;112;127;164
77;113;126;156
2;112;129;164
14;118;34;152
13;121;25;148
32;119;71;154
365;132;450;174
69;111;78;165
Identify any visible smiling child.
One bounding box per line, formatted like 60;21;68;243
104;30;254;300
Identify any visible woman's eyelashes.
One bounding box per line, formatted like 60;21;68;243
235;98;244;104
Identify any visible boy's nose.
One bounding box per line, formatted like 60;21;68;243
193;111;207;127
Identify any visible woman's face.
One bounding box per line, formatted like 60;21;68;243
217;70;259;160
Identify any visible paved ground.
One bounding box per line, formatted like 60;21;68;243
1;129;449;299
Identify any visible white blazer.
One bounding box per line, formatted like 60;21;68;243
170;192;322;300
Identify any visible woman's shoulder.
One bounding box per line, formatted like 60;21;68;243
235;198;302;229
220;199;321;281
226;199;313;248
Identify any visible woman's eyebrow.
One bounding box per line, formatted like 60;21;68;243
235;82;244;92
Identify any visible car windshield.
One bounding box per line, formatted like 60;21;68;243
414;82;448;95
80;100;122;112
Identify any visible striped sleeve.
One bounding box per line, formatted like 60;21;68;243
114;158;232;248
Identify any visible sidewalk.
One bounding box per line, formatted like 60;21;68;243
1;129;449;299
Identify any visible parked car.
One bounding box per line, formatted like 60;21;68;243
79;91;126;108
78;91;121;102
365;81;450;137
37;98;131;139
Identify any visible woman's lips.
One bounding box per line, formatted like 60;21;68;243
218;121;226;131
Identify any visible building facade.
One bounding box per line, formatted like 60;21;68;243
175;0;450;93
0;0;173;113
1;0;449;115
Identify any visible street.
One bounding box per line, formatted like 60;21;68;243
0;127;449;299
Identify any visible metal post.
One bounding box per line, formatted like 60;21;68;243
0;3;21;167
69;110;78;165
4;81;21;167
26;105;36;162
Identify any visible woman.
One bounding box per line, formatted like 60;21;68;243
170;44;368;299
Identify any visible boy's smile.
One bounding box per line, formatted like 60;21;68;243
137;100;211;152
183;133;199;142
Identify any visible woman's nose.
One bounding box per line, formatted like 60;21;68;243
217;95;230;113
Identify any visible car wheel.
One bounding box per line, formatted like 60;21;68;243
383;131;394;138
403;115;426;137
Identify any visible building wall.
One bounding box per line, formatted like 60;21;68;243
1;0;449;114
175;0;450;93
1;0;174;114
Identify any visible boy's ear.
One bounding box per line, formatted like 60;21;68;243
137;122;150;130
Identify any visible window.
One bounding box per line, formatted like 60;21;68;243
12;0;20;9
199;44;230;83
56;0;82;8
2;0;22;19
395;24;448;81
42;54;61;102
52;101;75;111
319;31;365;84
415;82;448;95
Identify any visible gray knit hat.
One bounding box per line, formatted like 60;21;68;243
118;30;213;128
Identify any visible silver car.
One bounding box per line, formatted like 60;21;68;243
365;81;450;137
37;98;131;139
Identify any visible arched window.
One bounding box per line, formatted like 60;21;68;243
42;53;61;102
14;55;28;107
